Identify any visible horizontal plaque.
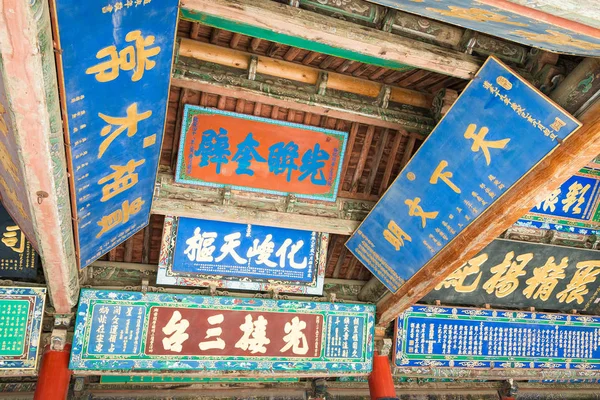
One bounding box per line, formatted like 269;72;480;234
70;289;375;373
346;57;580;293
516;160;600;235
422;238;600;312
157;216;327;295
395;305;600;370
0;287;46;370
175;106;348;202
0;205;40;280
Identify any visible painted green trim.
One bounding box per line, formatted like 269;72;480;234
180;9;413;71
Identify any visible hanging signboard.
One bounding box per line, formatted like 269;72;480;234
367;0;600;57
70;289;375;373
515;159;600;235
422;239;600;312
53;0;179;268
157;216;328;295
346;56;581;293
0;67;37;251
0;287;46;370
100;376;298;384
394;305;600;372
0;205;40;280
175;106;348;202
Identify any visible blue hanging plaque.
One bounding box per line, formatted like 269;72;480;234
157;216;328;295
53;0;179;268
346;57;581;293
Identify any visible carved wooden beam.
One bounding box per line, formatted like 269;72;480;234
172;62;434;134
179;39;434;109
151;173;373;235
180;0;481;79
0;0;79;313
376;99;600;327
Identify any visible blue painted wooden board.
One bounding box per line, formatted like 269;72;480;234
70;289;375;373
346;57;580;293
53;0;178;268
157;216;328;295
516;161;600;235
395;305;600;370
370;0;600;56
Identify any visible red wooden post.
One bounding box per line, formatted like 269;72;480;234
368;351;398;400
34;344;72;400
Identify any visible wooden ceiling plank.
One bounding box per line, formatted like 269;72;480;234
378;130;404;195
283;47;302;61
376;99;600;327
340;123;359;185
180;0;479;79
170;88;189;171
332;247;347;279
123;239;134;263
141;225;152;265
301;51;320;65
399;133;417;169
365;129;389;195
350;126;375;193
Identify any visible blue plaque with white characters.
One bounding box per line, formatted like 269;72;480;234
395;305;600;370
157;216;328;295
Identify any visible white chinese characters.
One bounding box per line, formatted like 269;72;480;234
160;310;310;356
183;228;308;269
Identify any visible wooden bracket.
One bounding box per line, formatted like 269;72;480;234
285;193;297;213
316;71;328;96
222;186;231;205
247;55;258;81
376;85;391;109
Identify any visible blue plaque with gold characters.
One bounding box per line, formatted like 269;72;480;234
52;0;179;268
0;204;39;280
346;57;581;293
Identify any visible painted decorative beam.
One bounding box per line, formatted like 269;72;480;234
152;173;373;235
179;39;434;109
180;0;481;79
172;63;433;134
0;0;79;313
376;97;600;327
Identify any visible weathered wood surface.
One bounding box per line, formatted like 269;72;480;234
179;39;434;109
550;58;600;115
180;0;481;79
0;0;79;312
377;99;600;327
152;173;374;235
172;65;434;134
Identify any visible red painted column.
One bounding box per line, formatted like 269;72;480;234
34;344;72;400
368;351;398;400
